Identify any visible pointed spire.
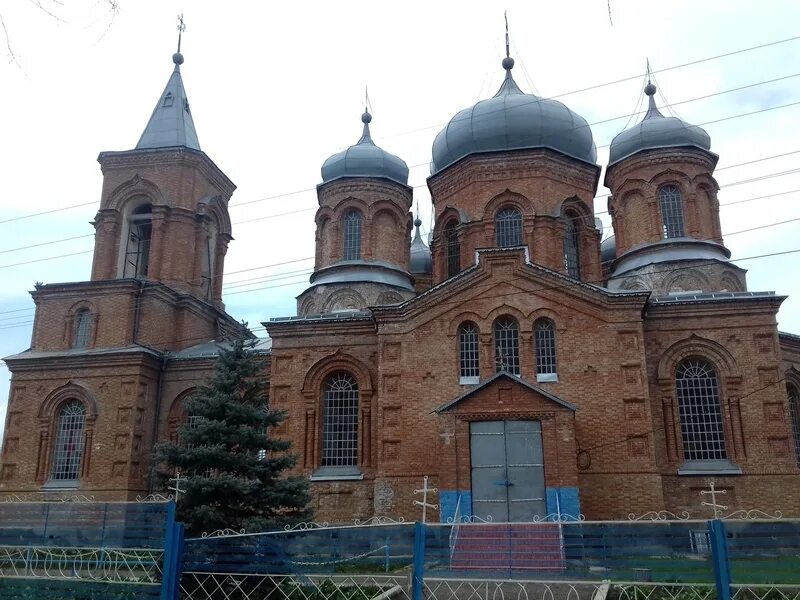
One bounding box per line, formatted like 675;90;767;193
412;213;423;242
136;16;200;151
357;110;374;145
494;12;524;97
642;59;663;120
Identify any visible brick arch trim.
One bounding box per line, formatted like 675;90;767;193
481;189;534;220
657;334;741;382
786;367;800;391
197;195;232;239
554;196;594;224
486;304;527;326
649;168;692;189
448;311;484;336
38;382;98;421
301;351;374;399
432;206;468;239
530;308;562;329
333;197;369;219
104;175;167;213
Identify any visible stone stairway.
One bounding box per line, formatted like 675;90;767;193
450;523;565;571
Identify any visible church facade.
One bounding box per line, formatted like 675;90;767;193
1;47;799;521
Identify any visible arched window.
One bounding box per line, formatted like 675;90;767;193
343;210;363;261
788;384;800;466
444;220;460;279
563;213;581;280
123;204;152;278
534;318;557;381
458;322;480;384
659;185;685;239
493;316;520;375
676;359;726;461
51;401;86;481
495;207;523;248
322;372;359;467
73;309;91;349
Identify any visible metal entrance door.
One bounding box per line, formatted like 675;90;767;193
470;420;545;521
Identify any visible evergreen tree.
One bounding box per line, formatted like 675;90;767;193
152;335;311;535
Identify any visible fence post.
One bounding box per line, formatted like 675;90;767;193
161;501;185;600
412;522;427;600
708;519;732;600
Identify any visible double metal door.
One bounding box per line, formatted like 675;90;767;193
470;420;545;522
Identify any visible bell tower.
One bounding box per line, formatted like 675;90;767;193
90;50;235;307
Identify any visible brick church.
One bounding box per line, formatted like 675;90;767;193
2;45;799;522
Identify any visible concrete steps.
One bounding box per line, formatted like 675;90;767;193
450;523;565;571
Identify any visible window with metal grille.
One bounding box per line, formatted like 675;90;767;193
495;207;523;248
322;372;359;467
676;359;727;461
493;316;520;375
659;185;685;238
444;220;460;279
123;204;152;278
343;210;363;261
563;213;581;279
534;318;557;378
73;309;91;349
51;401;86;481
788;384;800;466
458;322;480;382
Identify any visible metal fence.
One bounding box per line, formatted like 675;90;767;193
179;517;800;600
0;499;183;600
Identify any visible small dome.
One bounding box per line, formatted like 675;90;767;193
600;235;617;264
410;218;432;274
608;81;711;166
321;110;409;186
430;59;597;175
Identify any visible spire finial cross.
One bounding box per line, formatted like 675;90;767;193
177;14;186;54
646;58;652;83
365;85;371;114
504;11;510;59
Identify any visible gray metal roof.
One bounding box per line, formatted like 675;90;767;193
167;338;272;360
307;259;414;290
430;58;597;175
136;53;201;151
321;111;409;186
409;217;432;274
600;235;617;264
608;81;711;166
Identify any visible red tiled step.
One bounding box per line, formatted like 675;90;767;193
450;523;565;572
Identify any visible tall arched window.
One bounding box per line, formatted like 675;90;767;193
659;185;685;239
322;372;359;467
563;213;581;280
123;204;152;278
343;210;363;261
444;220;460;279
676;359;726;461
788;384;800;466
73;309;91;349
458;322;480;384
51;401;86;481
493;316;520;375
495;207;523;248
534;318;557;381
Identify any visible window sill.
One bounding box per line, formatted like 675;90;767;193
677;459;742;476
42;479;79;490
536;373;558;383
309;466;364;482
459;376;479;386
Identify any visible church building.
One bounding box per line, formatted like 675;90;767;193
2;43;799;522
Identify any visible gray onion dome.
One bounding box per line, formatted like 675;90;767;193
321;110;409;186
608;81;711;166
410;217;432;274
430;57;597;175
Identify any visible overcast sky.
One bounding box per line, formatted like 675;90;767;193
1;1;799;440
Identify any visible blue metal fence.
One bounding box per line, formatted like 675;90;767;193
0;500;181;600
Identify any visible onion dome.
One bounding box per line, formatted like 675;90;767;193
321;110;409;186
600;235;617;264
608;80;711;166
410;216;432;274
430;56;597;175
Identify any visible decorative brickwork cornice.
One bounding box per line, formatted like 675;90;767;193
428;149;599;203
317;178;412;207
97;147;236;198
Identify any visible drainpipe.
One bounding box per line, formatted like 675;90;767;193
131;279;146;344
148;353;168;494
